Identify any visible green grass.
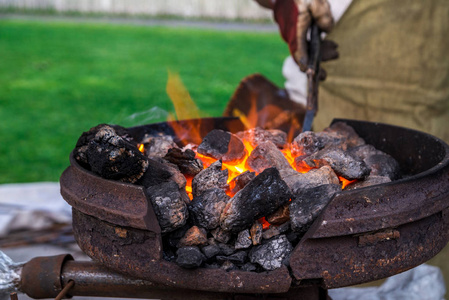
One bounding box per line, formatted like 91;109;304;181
0;19;287;183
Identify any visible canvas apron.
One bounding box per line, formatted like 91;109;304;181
315;0;449;143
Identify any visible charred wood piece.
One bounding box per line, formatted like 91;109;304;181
241;262;258;272
201;244;221;260
291;131;330;156
138;157;185;189
74;124;148;183
349;144;383;159
164;148;203;176
302;146;370;180
365;154;401;180
250;221;263;246
230;171;256;195
236;127;287;149
146;181;189;234
266;204;290;225
286;231;301;244
189;188;230;230
262;222;291;240
192;160;229;198
235;229;252;250
349;145;401;180
290;184;341;233
291;122;365;156
211;227;232;244
218;243;236;256
177;226;208;248
216;251;248;265
220;260;238;271
197;129;246;162
220;168;292;233
246;141;292;173
346;175;391;190
75;123;131;163
323;122;366;148
207;237;218;245
175;246;205;269
166;224;190;248
141;135;178;157
249;235;293;271
280;166;340;195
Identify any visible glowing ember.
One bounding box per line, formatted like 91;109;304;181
339;176;357;189
160;71;356;206
138;143;145;153
185;176;194;200
258;217;271;230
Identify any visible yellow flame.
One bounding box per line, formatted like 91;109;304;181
166;70;200;120
232;108;252;130
138;144;145;153
339;176;357;189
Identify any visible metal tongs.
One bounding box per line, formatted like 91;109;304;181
302;22;321;132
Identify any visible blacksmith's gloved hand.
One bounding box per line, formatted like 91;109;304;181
256;0;338;73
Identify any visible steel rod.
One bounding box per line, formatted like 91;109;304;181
19;254;328;299
55;280;74;300
60;261;234;300
59;261;327;299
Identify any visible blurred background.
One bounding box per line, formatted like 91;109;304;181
0;0;287;184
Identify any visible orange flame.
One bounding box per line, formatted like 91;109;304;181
222;140;254;182
339;176;357;189
185;176;194;200
138;143;145;153
166;70;200;120
258;217;271;230
166;70;203;145
165;72;356;207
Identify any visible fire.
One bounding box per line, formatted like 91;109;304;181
166;70;200;121
148;71;356;205
166;70;203;145
222;140;254;182
258;217;271;230
185;176;194;200
138;143;145;153
339;176;356;189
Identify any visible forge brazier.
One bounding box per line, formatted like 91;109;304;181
60;118;449;294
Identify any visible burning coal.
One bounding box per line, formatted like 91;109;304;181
73;119;401;272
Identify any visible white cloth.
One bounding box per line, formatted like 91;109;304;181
0;182;71;237
283;0;353;105
328;264;446;300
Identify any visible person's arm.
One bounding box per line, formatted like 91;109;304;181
255;0;335;72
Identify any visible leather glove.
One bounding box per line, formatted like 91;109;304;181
273;0;335;72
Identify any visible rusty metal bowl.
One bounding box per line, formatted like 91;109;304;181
60;118;449;293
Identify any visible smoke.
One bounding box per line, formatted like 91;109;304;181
111;106;170;127
0;251;23;296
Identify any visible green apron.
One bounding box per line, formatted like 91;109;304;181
316;0;449;143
